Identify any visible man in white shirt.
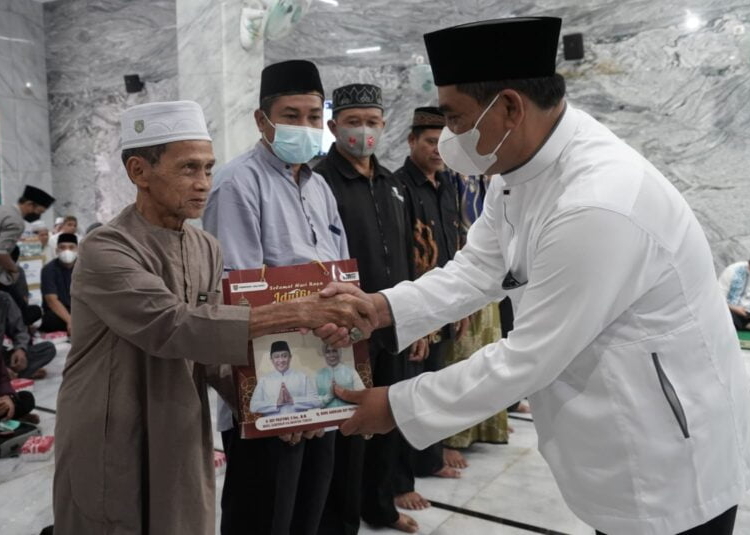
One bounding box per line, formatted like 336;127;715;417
250;341;321;415
315;344;365;408
320;16;750;535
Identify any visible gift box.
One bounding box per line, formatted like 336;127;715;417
214;451;227;476
40;331;69;344
10;378;34;392
21;435;54;461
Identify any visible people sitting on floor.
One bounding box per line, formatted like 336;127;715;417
0;246;42;326
0;292;55;380
40;233;77;335
0;351;37;424
718;258;750;331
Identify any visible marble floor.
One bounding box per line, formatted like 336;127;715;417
3;343;750;535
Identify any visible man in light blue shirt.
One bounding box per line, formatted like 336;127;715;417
251;341;321;415
203;59;348;535
316;344;365;409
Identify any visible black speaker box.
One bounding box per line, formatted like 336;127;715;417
124;74;144;93
563;33;584;60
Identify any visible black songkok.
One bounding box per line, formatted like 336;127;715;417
332;84;383;113
424;17;562;85
22;185;55;208
260;60;324;101
57;233;78;246
412;107;445;129
270;340;291;355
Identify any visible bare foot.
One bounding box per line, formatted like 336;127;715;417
443;447;468;469
512;401;531;413
395;491;430;510
434;464;461;478
391;512;419;533
30;368;47;380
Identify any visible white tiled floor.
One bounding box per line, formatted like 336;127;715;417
3;345;750;535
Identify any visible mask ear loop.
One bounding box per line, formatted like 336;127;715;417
261;111;276;146
472;92;502;132
474;92;512;156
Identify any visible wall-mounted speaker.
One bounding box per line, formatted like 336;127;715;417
124;74;144;93
563;33;584;60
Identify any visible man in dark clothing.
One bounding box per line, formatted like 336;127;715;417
0;352;36;421
314;83;425;534
392;107;463;487
0;292;55;380
40;233;77;334
0;246;42;326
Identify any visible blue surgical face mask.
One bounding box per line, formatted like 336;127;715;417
263;112;323;164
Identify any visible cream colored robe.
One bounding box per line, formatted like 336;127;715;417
53;205;249;535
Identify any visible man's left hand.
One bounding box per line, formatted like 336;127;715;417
335;385;396;437
10;349;27;372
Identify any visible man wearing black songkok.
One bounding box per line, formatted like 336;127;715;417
315;84;425;533
325;16;747;535
0;185;54;287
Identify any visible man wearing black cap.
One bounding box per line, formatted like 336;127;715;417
204;60;348;535
314;84;424;534
250;341;321;415
323;16;749;535
392;107;464;489
39;233;78;334
0;185;54;286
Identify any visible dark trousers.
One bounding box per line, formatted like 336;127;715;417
6;390;35;419
317;433;365;535
40;309;68;333
596;505;737;535
359;345;412;527
412;339;450;477
221;426;334;535
3;342;56;379
731;309;749;330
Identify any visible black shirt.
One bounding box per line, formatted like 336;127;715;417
314;143;413;294
41;258;73;313
394;156;459;277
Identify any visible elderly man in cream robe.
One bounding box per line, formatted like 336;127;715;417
52;101;376;535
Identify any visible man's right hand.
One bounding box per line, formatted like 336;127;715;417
0;395;16;420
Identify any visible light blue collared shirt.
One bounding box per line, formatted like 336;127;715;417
203;141;348;270
203;141;349;431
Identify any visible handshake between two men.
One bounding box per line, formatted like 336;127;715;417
260;281;398;440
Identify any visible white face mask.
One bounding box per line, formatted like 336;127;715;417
58;250;77;264
437;93;512;176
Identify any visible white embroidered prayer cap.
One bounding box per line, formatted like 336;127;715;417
120;100;211;150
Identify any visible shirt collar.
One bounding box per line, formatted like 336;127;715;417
501;103;580;187
254;140;313;184
403;156;447;190
328;143;388;181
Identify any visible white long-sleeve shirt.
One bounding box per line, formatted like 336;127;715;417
249;369;321;415
382;105;750;535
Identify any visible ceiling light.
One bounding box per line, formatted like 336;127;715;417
318;0;338;5
345;46;381;54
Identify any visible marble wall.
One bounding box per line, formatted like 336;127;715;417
44;0;178;228
177;0;262;165
265;0;750;270
0;0;53;211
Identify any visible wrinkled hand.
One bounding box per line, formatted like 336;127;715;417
454;317;470;341
10;349;27;372
0;395;15;421
408;338;429;362
335;385;396;437
299;283;377;348
305;283;378;348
